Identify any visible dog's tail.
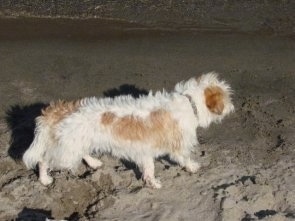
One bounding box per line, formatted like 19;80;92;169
23;117;52;169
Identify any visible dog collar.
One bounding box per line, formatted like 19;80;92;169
184;94;198;119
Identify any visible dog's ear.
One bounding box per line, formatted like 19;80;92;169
204;86;224;115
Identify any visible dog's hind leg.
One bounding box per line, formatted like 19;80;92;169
39;161;53;186
140;158;162;189
83;155;103;170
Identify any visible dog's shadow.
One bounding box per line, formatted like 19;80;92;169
6;103;48;161
103;84;148;98
120;159;142;180
16;207;80;221
16;207;53;221
6;84;148;177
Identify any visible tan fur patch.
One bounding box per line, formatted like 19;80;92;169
114;115;147;141
42;100;81;125
204;86;224;115
103;109;182;151
101;112;116;125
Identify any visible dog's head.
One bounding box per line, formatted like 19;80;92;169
175;72;234;128
195;72;234;127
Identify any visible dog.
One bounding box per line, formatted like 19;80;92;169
23;72;234;188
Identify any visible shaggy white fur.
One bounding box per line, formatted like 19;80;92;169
23;72;234;188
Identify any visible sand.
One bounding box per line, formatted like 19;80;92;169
0;19;294;221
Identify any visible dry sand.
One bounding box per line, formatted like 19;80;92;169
0;19;294;221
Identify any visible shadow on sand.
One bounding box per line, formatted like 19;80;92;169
16;207;53;221
103;84;148;98
6;103;48;161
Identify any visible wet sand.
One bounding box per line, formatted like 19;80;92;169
0;19;294;220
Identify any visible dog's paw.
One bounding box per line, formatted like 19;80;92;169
145;178;162;189
186;161;200;173
40;175;54;186
84;156;103;170
89;159;103;170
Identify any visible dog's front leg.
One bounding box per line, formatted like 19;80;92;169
170;153;200;173
39;161;53;186
140;158;162;189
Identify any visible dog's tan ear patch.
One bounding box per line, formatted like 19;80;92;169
204;86;224;115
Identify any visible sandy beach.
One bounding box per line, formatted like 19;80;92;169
0;18;294;221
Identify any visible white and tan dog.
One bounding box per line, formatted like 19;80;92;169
23;72;234;188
